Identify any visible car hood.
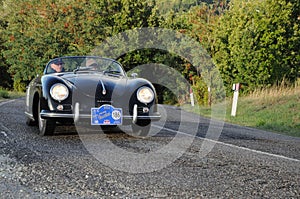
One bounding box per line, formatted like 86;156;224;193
61;73;128;98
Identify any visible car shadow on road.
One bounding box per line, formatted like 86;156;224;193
52;123;178;140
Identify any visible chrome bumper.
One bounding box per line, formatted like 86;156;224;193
40;103;161;124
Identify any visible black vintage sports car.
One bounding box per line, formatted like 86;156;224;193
25;56;160;136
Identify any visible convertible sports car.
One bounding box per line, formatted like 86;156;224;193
25;56;161;136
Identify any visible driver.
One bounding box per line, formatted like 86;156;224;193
49;59;65;73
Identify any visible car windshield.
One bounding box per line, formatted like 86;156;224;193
45;56;125;77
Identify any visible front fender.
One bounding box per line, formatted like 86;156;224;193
126;78;159;114
41;75;73;111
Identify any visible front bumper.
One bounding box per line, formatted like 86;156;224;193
40;103;161;124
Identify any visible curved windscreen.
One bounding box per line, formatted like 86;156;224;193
45;56;125;77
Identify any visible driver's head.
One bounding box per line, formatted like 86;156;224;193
51;59;64;73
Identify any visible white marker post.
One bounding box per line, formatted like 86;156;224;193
231;83;240;117
208;86;211;106
190;88;195;107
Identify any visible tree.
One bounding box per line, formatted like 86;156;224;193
0;19;12;89
212;0;300;93
159;1;228;105
1;0;110;91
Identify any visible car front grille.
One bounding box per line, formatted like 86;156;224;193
96;100;112;107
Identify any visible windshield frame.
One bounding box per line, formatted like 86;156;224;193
44;56;126;77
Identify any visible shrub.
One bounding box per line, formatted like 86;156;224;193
0;88;10;98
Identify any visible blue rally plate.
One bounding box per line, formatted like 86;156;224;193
91;105;122;125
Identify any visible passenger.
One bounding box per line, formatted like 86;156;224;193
86;59;99;70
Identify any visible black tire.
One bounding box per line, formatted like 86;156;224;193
131;119;151;137
38;101;56;136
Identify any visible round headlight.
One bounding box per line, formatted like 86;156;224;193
137;86;154;104
50;83;69;101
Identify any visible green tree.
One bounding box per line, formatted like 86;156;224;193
0;16;12;89
158;1;227;105
213;0;300;93
1;0;110;91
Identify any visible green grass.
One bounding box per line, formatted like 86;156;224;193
0;89;10;99
0;88;25;101
183;85;300;137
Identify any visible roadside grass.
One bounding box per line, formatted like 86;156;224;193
0;88;25;101
183;85;300;137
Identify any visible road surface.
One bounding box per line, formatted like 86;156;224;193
0;98;299;198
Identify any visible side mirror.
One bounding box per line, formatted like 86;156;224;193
131;73;138;78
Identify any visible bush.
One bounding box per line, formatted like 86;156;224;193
0;88;10;99
213;0;300;93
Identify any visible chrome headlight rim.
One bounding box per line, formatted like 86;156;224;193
137;86;154;104
50;83;69;101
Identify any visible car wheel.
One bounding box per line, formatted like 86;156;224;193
131;119;151;137
38;101;56;136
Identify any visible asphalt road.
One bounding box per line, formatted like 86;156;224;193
0;98;299;198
